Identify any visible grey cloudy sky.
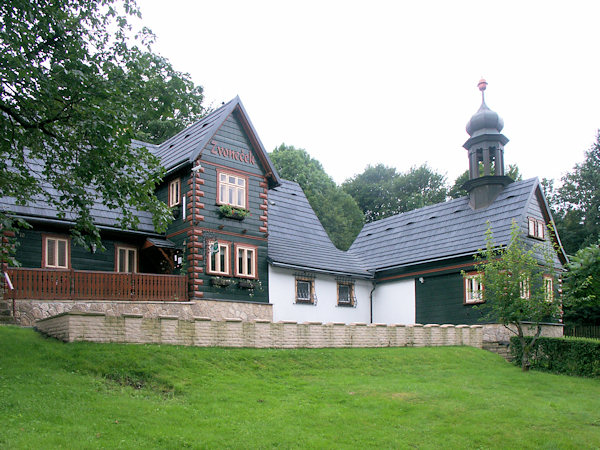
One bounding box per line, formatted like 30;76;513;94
137;0;600;185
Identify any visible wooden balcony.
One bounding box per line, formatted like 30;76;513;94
4;268;188;301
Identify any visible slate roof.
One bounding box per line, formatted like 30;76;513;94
349;177;542;271
152;96;281;184
268;180;372;278
0;150;157;233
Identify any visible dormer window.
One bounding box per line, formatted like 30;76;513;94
218;171;247;209
528;217;545;240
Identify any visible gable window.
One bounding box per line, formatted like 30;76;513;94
207;240;231;276
464;272;484;304
43;235;69;269
295;277;315;304
218;171;246;209
528;217;545;240
544;275;554;302
116;246;137;273
168;178;181;207
337;281;356;307
235;244;257;279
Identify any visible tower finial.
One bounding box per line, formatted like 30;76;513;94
478;78;488;102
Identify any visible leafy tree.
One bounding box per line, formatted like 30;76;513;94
562;242;600;325
0;0;205;256
548;132;600;254
269;144;363;250
449;164;523;199
341;164;398;223
467;221;560;371
343;164;447;223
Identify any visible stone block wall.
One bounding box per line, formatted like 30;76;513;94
12;298;273;327
36;312;484;349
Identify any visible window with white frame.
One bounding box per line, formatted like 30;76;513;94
235;244;257;278
207;241;231;276
337;282;355;307
168;178;181;207
464;272;484;304
519;277;530;299
43;236;69;269
295;277;315;304
544;275;554;302
116;246;137;273
218;172;246;208
528;217;545;240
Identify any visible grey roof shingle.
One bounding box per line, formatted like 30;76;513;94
0;151;157;233
349;178;540;271
268;180;372;277
152;96;281;184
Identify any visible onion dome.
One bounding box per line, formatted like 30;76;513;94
465;79;504;137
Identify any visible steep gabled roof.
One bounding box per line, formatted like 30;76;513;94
152;96;281;185
268;180;372;278
349;177;567;271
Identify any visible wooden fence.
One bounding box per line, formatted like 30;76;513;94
564;325;600;340
4;268;187;301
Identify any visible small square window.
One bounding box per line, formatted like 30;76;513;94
43;236;69;269
235;244;257;279
296;278;315;304
207;241;231;276
116;246;137;273
528;217;545;240
337;282;355;307
218;171;247;209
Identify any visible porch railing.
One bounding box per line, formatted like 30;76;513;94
4;268;188;301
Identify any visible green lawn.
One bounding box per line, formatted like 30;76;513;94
1;326;599;449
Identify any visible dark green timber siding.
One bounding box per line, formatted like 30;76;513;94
415;271;485;325
193;112;270;303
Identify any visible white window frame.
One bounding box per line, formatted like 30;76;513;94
528;217;545;240
168;178;181;207
337;282;355;307
44;236;69;269
295;278;315;304
464;272;484;304
207;240;231;276
519;278;530;299
116;246;137;273
544;275;554;302
218;171;247;209
234;244;257;279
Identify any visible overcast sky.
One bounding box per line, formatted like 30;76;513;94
137;0;600;186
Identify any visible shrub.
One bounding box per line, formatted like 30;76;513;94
511;336;600;377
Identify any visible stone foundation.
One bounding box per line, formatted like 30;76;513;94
36;313;484;349
13;299;272;327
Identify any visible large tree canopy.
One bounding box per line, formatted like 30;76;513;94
0;0;205;255
269;144;363;251
546;132;600;255
342;164;447;223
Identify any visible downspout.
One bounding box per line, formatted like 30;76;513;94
369;281;377;324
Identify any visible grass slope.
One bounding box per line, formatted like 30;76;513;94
1;326;599;449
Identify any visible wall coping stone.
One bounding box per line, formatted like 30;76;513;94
304;321;322;325
279;320;297;324
424;324;440;328
159;315;179;320
225;317;243;322
254;319;271;323
351;322;367;326
123;314;143;318
193;316;212;321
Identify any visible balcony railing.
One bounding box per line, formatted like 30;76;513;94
4;268;188;301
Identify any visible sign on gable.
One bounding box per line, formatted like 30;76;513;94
210;140;256;166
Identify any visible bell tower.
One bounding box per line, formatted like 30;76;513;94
462;79;513;209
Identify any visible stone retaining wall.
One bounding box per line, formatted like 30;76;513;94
12;299;273;327
36;312;484;349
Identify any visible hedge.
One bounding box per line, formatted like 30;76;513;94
510;336;600;378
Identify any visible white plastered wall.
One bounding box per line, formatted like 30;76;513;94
371;279;416;325
269;266;373;324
